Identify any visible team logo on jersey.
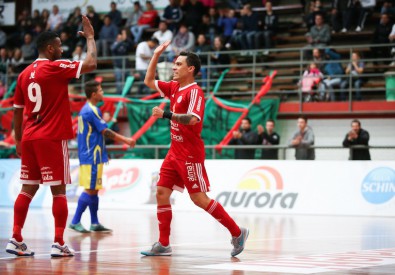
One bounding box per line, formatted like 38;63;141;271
29;71;35;79
177;96;183;103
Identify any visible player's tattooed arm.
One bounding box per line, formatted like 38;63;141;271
103;129;116;139
171;113;194;125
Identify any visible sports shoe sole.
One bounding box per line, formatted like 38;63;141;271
140;251;172;256
6;249;34;257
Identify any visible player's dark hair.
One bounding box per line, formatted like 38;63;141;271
179;51;201;76
351;119;361;127
36;31;59;52
298;115;308;123
85;80;101;99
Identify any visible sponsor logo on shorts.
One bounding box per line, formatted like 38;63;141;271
361;167;395;204
42;174;53;181
171;132;183;142
20;172;29;179
215;166;298;209
185;162;197;182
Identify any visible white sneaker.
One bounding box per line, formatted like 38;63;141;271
355;26;362;32
5;238;35;256
50;243;75;257
341;28;347;33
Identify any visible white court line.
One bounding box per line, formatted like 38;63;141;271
0;234;393;261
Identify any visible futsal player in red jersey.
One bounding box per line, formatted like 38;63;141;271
141;41;249;257
5;15;97;257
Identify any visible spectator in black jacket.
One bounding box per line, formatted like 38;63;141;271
256;1;278;54
162;0;183;33
342;119;371;160
237;4;259;50
182;0;206;35
257;119;280;159
229;117;259;159
371;13;392;63
107;1;123;28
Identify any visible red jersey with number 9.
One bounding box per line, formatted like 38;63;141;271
155;80;205;162
13;58;82;141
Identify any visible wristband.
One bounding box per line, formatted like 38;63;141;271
163;111;173;120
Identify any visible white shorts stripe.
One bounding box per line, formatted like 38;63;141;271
196;163;207;192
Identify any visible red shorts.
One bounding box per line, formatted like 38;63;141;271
20;140;71;185
158;154;210;193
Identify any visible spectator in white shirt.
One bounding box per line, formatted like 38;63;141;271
153;21;173;61
135;37;159;94
46;5;63;31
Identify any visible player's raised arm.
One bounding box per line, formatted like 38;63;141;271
144;40;171;90
79;15;97;74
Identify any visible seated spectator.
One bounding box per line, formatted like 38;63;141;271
0;29;6;48
256;1;278;54
194;34;211;88
182;0;206;35
257;119;280;160
111;29;133;94
46;5;63;32
131;1;158;45
20;33;37;61
152;21;173;61
17;8;33;38
107;1;123;28
210;36;230;71
217;8;238;46
40;9;50;30
312;48;324;71
196;14;214;44
98;15;119;57
0;48;9;83
207;7;219;44
162;0;183;33
289;116;315;160
125;1;143;29
340;51;364;101
60;31;75;59
135;37;159;94
64;7;82;35
381;0;395;16
342;119;370;160
72;44;86;61
229;117;258;159
319;48;344;101
170;23;195;59
305;13;331;50
371;13;392;63
31;9;41;28
299;62;323;102
237;4;259;50
9;48;25;77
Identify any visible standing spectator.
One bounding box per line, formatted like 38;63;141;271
371;13;392;63
69;81;135;234
153;21;173;61
305;0;326;30
256;1;278;54
355;0;376;32
111;29;133;94
170;24;195;59
162;0;183;33
340;51;364;101
107;1;123;28
331;0;352;33
131;1;158;45
342;119;370;160
305;13;331;48
217;9;238;46
98;16;118;57
182;0;206;35
257;119;280;159
229;117;258;159
319;48;344;101
289;116;315;160
125;1;143;30
20;33;37;61
46;5;63;32
86;6;102;40
135;37;159;94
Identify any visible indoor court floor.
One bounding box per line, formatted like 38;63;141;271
0;207;394;274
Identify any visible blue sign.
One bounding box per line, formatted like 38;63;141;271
361;167;395;204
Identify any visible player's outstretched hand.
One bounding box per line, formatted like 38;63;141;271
78;15;94;39
152;106;164;118
154;41;171;56
127;138;136;148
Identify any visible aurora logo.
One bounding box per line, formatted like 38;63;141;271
215;166;298;209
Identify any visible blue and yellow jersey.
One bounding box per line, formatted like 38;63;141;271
77;102;109;165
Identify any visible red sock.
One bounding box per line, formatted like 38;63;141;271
157;205;172;246
12;192;33;242
205;200;241;237
52;195;68;246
